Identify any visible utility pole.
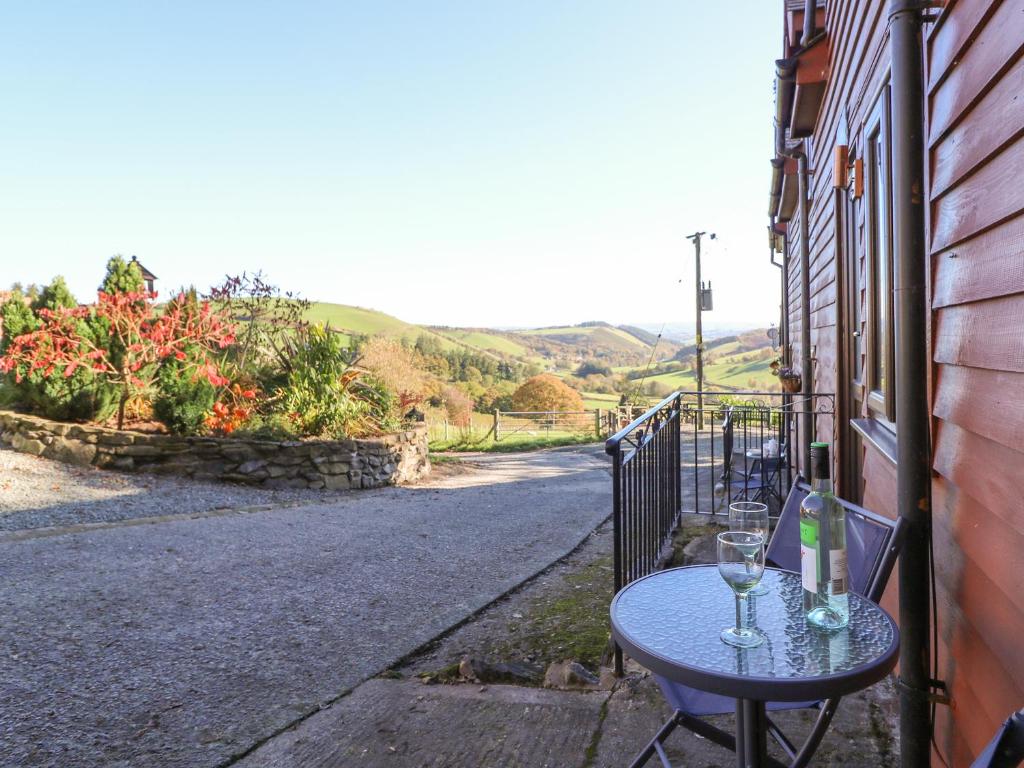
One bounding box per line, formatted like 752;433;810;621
686;231;714;429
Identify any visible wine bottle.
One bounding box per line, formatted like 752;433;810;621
799;441;849;629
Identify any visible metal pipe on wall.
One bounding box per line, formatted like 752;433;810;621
775;118;814;476
803;0;817;46
889;0;933;763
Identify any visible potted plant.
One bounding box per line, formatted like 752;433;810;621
771;362;802;393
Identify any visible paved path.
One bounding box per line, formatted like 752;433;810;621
0;446;611;768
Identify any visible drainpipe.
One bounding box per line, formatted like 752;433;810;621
776;118;813;476
803;0;817;46
889;0;933;763
769;217;789;358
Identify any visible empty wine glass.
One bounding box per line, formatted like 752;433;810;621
717;531;766;648
729;501;770;596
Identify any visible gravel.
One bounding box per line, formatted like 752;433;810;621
0;446;361;532
0;444;612;768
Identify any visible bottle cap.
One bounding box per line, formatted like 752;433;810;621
810;442;830;480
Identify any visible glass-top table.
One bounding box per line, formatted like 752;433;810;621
610;565;899;767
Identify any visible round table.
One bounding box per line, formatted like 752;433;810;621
610;565;899;767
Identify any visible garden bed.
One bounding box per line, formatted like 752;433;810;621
0;409;429;490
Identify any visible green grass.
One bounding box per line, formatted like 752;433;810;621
519;325;650;354
304;302;466;352
430;432;599;453
433;328;527;356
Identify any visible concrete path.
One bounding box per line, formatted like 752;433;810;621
0;446;611;768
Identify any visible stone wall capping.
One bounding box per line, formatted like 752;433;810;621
0;410;429;490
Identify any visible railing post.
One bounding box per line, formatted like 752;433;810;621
493;409;500;442
674;394;682;521
611;439;624;676
595;409;602;438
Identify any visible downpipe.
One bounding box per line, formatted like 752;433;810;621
889;0;934;764
776;121;814;476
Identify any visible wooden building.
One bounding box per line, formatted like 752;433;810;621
768;0;1024;764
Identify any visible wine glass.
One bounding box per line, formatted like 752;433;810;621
717;531;766;648
729;501;770;596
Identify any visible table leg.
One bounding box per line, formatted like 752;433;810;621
735;699;768;768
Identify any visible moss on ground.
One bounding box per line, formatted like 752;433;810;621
668;521;728;567
486;554;615;673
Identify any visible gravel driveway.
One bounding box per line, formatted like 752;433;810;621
0;445;611;768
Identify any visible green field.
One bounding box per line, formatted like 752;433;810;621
620;345;778;394
520;325;651;354
305;302;466;352
432;328;528;357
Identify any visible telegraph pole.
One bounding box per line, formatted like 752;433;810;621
686;231;714;429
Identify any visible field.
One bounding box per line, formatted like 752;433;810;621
519;324;652;354
305;302;468;352
430;328;528;357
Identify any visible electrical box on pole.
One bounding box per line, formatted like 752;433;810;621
700;282;713;311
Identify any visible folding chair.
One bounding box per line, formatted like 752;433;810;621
718;409;780;508
971;709;1024;768
631;480;908;768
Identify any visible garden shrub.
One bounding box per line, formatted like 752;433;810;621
1;284;117;422
278;325;386;438
152;353;217;435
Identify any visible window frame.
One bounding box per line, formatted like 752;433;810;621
863;86;896;427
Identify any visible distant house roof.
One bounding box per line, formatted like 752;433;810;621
130;255;157;281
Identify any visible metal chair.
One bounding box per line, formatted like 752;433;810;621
630;480;908;768
718;408;782;507
971;709;1024;768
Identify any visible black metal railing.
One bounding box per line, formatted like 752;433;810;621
676;391;834;519
605;392;683;674
605;389;834;674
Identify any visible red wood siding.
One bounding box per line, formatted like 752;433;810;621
780;1;1024;762
927;0;1024;762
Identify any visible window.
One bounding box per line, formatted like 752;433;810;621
864;87;895;425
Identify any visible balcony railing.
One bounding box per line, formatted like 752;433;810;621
605;389;835;673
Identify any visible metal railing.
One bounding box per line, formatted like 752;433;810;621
676;391;833;518
605;392;683;674
605;389;834;674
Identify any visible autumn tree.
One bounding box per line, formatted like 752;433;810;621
1;290;236;429
511;374;584;412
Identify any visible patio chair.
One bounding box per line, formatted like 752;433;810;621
717;409;781;507
631;480;908;768
970;709;1024;768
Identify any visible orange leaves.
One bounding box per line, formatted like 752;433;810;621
205;384;259;435
0;288;239;430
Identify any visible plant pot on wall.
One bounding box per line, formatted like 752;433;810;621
780;375;802;394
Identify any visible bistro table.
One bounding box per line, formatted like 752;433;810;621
610;565;899;768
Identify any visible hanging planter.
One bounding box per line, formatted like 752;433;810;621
780;374;802;393
771;362;802;393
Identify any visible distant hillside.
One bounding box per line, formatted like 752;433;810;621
305;303;471;354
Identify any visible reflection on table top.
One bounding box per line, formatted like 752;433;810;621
610;566;899;701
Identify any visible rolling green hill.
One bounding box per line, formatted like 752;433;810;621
298;301;774;392
305;303;468;353
429;328;529;357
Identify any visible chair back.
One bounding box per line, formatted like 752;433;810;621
971;709;1024;768
766;479;906;601
720;408;734;480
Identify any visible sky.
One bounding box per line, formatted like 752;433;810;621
0;1;782;330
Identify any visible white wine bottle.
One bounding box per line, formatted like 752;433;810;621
799;441;849;630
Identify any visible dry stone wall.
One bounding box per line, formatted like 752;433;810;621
0;410;430;490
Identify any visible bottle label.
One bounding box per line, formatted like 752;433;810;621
799;519;818;592
829;548;848;595
801;544;817;592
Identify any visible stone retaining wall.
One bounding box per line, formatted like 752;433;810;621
0;410;430;490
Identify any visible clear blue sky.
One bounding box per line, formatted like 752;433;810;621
1;1;782;329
